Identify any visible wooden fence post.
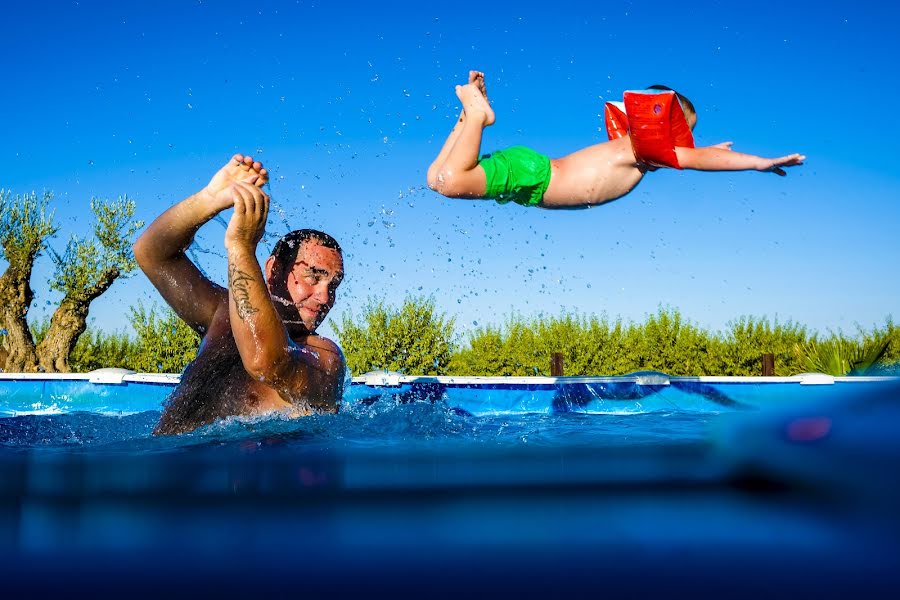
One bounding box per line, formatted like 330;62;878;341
551;353;564;377
761;353;775;376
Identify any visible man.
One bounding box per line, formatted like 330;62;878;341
134;154;346;435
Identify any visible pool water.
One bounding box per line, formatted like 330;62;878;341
2;377;900;596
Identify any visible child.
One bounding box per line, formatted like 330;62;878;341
426;71;805;209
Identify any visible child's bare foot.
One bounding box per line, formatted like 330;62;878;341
204;154;269;207
469;70;490;103
456;82;495;126
454;71;489;126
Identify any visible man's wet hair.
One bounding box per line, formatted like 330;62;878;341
269;229;342;266
647;84;696;120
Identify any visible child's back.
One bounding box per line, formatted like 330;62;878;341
541;135;647;208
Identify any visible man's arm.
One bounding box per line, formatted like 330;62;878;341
133;154;268;333
675;142;805;176
224;182;345;410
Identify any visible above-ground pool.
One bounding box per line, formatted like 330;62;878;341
2;370;900;596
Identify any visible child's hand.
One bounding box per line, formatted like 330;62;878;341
759;153;805;176
710;141;734;151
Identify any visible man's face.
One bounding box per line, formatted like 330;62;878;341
274;240;344;333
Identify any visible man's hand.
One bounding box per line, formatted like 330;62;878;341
758;153;806;176
204;154;269;211
225;181;270;251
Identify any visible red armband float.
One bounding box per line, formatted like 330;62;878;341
605;90;695;169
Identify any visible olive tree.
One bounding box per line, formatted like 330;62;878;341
36;197;143;372
0;190;58;372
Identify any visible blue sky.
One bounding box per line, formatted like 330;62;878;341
1;0;898;342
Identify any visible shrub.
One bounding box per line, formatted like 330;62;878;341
335;296;455;376
126;302;200;373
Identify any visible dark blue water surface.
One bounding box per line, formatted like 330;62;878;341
2;380;900;597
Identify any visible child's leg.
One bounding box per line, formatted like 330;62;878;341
427;72;496;199
426;108;466;188
427;71;485;189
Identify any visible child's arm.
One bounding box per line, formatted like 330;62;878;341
674;142;805;176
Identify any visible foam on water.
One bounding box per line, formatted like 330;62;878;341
0;395;712;455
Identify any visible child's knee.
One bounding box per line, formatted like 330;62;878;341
430;168;463;196
426;165;441;191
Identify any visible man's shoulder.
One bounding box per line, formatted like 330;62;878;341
299;333;341;352
293;334;345;370
200;301;236;338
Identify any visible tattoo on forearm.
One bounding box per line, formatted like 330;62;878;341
228;264;260;320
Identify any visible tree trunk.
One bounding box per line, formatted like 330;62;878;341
0;270;39;372
36;298;89;373
36;268;119;373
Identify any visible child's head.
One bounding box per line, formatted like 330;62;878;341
647;84;696;130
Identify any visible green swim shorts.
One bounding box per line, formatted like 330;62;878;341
478;145;551;207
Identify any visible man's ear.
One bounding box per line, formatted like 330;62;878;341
264;256;278;287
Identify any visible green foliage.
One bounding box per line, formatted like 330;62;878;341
0;189;58;270
31;316;136;372
335;296;456;376
449;315;546;376
92;196;143;264
795;322;894;376
628;308;717;375
49;196;144;299
448;308;895;377
713;316;809;376
126;303;200;373
879;318;900;367
23;296;900;377
29;305;199;373
451;307;718;376
69;329;138;372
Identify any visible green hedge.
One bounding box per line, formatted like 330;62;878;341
22;296;898;376
449;309;812;376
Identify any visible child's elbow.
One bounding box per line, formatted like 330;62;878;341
673;147;697;170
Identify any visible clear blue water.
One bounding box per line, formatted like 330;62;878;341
2;379;900;595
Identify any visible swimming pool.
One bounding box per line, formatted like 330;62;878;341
2;371;899;596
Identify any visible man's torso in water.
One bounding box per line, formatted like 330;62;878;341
153;308;307;435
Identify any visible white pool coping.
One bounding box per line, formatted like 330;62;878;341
1;369;897;387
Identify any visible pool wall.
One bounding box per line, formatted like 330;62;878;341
2;369;897;416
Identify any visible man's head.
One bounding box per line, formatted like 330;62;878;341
264;229;344;334
647;84;697;130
